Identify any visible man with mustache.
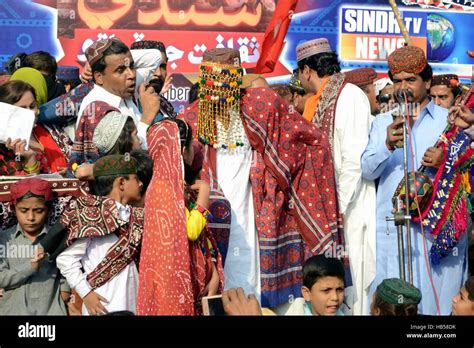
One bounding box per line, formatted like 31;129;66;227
361;45;469;315
76;38;161;150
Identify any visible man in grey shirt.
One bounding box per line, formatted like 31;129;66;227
0;178;69;315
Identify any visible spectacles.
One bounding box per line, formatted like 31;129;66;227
377;94;392;104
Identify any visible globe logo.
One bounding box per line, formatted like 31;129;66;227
427;14;456;62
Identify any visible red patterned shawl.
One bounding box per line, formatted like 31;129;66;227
137;120;223;315
181;89;343;307
61;194;144;290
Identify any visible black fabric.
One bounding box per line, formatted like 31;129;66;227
44;74;66;101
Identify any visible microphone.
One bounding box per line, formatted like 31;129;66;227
394;89;409;103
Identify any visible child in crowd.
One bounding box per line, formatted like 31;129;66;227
70;101;142;180
277;255;346;316
56;154;144;315
452;276;474;315
370;278;421;316
0;178;70;315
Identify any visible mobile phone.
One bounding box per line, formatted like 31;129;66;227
202;294;226;316
148;77;164;94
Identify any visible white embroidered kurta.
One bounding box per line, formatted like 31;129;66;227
216;146;261;301
332;83;377;315
56;203;139;315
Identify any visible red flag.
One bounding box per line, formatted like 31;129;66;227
254;0;299;74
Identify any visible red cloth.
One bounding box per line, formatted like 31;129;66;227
33;125;67;173
137;120;224;315
10;177;53;203
254;0;299;73
181;88;343;307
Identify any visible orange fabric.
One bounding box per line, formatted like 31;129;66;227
33;125;67;173
302;78;329;122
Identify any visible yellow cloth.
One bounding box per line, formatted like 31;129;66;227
10;67;48;106
185;208;207;241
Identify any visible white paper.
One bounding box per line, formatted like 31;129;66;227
0;102;35;149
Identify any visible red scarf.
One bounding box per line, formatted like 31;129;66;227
137;120;224;315
33;124;67;173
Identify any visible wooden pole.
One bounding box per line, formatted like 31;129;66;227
388;0;413;46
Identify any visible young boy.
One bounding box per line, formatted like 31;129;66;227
370;278;421;316
56;154;144;315
277;255;346;316
0;177;70;315
452;276;474;315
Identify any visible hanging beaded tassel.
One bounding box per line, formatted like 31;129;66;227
197;61;248;153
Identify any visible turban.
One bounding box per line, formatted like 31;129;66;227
431;74;460;88
93;154;138;178
296;38;332;62
388;46;427;75
344;68;378;88
86;38;120;66
10;177;53;203
93;111;130;156
376;278;422;305
130;40;166;54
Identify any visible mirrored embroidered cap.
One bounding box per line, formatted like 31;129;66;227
296;38;332;62
431;74;460;88
388;46;427;75
376;278;422;305
93;154;138;178
86;38;120;66
344;68;378;87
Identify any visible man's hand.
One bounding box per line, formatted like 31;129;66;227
448;105;474;129
83;291;109;316
139;83;161;125
421;146;445;168
31;247;46;270
222;288;262;316
386;116;405;151
161;74;173;94
80;63;93;83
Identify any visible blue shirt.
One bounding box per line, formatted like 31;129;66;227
361;100;468;315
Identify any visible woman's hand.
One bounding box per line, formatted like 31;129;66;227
5;138;36;164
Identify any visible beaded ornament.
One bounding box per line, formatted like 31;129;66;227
197;61;248;153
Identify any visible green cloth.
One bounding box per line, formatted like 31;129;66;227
377;278;422;305
10;67;48;106
93;154;138;178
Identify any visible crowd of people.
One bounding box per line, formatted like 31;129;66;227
0;36;473;317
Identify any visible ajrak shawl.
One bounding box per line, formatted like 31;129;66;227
61;194;144;290
182;87;343;307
